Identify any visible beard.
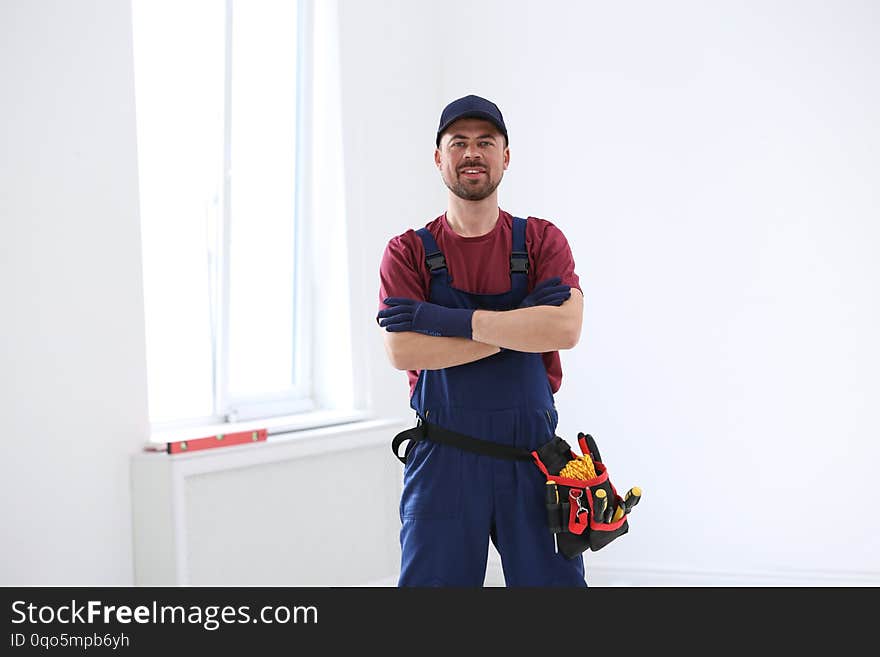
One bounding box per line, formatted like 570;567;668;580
442;169;503;201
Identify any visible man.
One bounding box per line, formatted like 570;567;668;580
376;95;586;587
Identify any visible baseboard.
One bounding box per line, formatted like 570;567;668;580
584;563;880;587
483;552;880;587
360;559;880;588
357;574;398;587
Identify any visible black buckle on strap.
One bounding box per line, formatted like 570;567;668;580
425;251;447;273
510;251;529;274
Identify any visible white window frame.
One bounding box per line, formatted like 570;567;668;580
144;0;319;435
216;0;315;425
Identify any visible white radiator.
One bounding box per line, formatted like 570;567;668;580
130;418;407;586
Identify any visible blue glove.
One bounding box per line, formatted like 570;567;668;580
377;297;474;338
519;276;571;308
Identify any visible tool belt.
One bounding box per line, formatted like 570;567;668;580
532;433;629;557
392;419;630;558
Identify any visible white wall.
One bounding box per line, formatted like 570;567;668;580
337;0;448;421
0;0;149;584
342;1;880;582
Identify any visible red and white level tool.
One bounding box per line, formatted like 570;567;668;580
145;428;268;454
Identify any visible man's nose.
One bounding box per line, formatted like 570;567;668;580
463;143;481;159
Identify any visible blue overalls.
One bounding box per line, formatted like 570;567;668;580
398;216;587;587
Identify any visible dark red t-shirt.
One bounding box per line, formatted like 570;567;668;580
378;209;581;398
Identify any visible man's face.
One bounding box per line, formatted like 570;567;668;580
435;118;509;201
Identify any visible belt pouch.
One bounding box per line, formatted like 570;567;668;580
532;434;630;558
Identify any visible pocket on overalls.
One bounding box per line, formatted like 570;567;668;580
399;440;463;519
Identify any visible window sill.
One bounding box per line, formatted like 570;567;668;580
147;408;377;446
137;413;411;475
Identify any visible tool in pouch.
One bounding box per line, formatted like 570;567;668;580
392;416;639;559
532;432;638;558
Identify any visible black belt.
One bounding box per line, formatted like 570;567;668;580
392;418;534;465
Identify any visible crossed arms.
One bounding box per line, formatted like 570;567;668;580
381;288;583;371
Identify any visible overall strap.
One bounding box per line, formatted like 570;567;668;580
415;227;448;281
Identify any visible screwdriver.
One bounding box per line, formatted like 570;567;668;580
593;488;608;523
623;487;642;513
545;481;561;553
603;499;614;524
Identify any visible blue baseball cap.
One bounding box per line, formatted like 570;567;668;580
436;95;508;147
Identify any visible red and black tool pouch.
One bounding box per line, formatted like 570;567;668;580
531;433;629;558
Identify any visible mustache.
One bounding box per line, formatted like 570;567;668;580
458;161;487;171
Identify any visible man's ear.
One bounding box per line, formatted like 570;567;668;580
503;146;510;170
434;148;442;169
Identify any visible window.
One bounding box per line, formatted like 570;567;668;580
132;0;314;430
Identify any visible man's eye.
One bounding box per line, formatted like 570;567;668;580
479;141;492;147
452;142;465;147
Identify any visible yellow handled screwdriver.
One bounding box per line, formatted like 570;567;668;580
623;487;642;513
593;488;608;522
611;486;643;522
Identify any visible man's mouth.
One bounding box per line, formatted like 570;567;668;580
460;168;486;178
